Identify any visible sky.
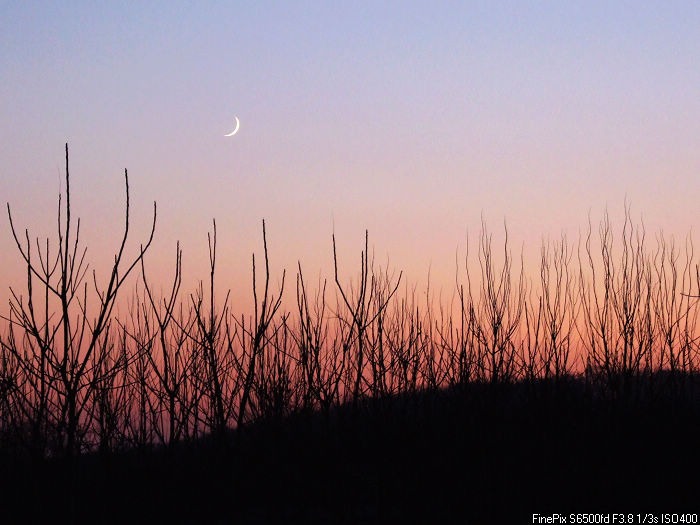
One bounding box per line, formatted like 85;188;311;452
1;1;699;311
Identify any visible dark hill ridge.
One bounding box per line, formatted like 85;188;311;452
2;373;699;524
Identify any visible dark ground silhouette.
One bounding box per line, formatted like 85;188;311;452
2;373;699;524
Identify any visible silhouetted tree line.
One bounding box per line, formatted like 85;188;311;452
2;146;699;460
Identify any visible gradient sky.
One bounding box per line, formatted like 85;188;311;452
2;2;699;310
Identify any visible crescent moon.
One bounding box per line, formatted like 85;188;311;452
224;116;240;137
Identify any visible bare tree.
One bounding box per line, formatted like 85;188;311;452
3;144;156;457
236;220;286;431
333;231;402;403
462;222;525;383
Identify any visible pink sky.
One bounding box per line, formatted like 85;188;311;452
2;3;699;312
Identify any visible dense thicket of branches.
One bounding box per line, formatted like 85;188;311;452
2;148;699;459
